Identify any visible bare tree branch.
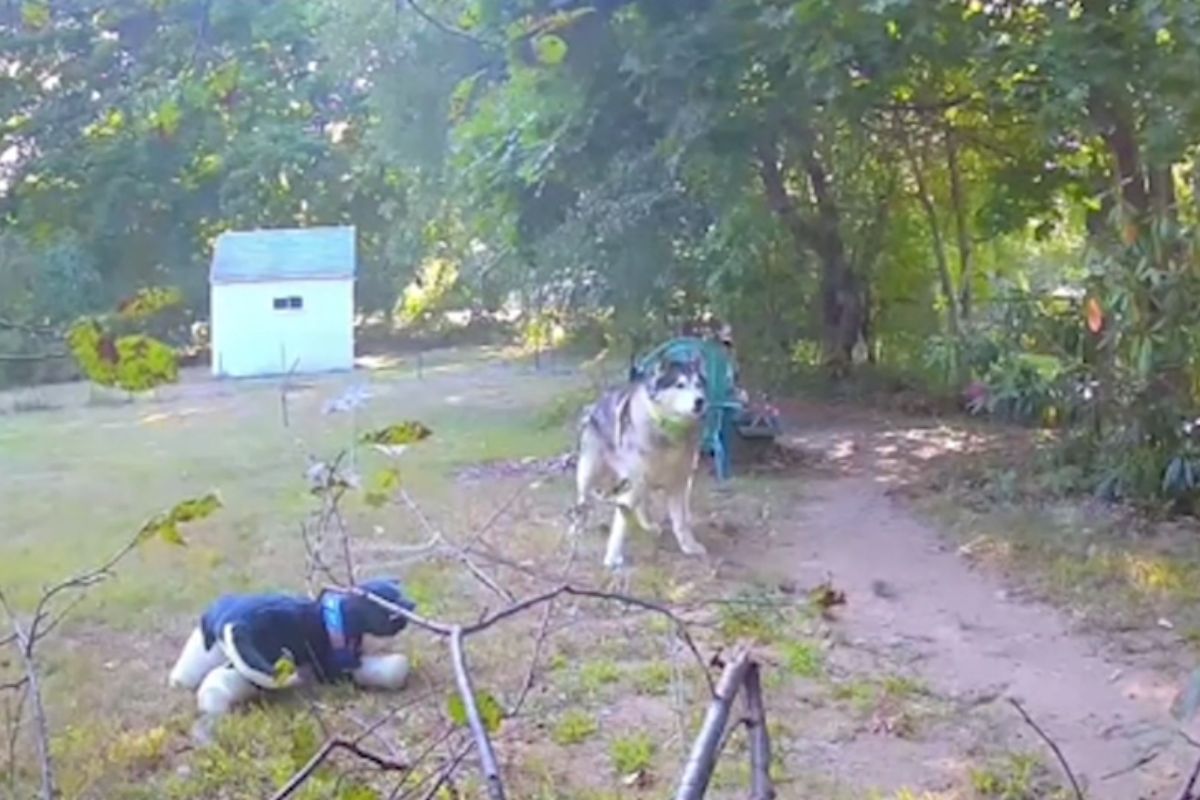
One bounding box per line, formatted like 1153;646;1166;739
397;490;515;604
1179;752;1200;800
269;737;408;800
744;662;775;800
0;591;55;800
507;599;554;717
675;646;753;800
0;678;28;693
414;741;473;800
402;0;493;46
3;680;30;795
0;352;68;363
449;626;505;800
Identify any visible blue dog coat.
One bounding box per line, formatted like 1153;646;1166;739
199;579;414;686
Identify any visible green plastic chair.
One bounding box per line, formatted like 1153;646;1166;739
630;336;742;480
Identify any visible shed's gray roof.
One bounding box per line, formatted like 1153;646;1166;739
210;226;356;283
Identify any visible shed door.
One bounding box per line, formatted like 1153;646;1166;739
270;292;311;371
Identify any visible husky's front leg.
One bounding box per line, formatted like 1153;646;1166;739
603;503;633;569
666;475;706;557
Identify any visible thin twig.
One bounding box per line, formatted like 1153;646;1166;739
352;583;715;698
268;738;408;800
463;485;529;551
0;591;54;800
403;0;492;45
26;518;154;646
397;491;514;604
508;600;554;717
415;742;473;800
0;352;68;363
1008;698;1085;800
383;729;461;800
508;515;578;718
470;586;716;697
1180;752;1200;800
1100;749;1161;781
3;680;30;795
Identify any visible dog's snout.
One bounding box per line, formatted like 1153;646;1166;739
694;397;706;413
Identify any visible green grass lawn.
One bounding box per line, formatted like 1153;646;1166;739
0;347;1070;800
0;348;587;624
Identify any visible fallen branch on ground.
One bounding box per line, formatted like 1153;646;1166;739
283;581;724;800
279;415;776;799
1008;698;1085;800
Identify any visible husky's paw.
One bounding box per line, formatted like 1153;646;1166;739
679;538;708;557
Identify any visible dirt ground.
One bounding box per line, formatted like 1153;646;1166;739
3;351;1199;798
731;404;1200;799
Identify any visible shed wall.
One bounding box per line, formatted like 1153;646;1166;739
210;279;354;377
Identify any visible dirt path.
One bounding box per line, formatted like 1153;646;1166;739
730;410;1197;799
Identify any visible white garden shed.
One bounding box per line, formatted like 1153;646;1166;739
209;226;356;378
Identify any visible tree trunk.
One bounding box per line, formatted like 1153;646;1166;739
852;177;895;367
861;281;875;364
1088;87;1150;223
945;125;975;321
904;132;960;340
797;137;862;372
1149;164;1177;224
756;139;861;373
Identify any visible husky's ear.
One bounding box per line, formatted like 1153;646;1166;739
643;356;666;386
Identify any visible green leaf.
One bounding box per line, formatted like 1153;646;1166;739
21;1;49;29
273;653;297;687
137;492;222;546
157;521;186;546
364;467;401;508
532;35;568;66
447;690;503;733
360;421;433;447
458;3;481;30
151;99;182;138
1137;337;1153;377
169;493;223;523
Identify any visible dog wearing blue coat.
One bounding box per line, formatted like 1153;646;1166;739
168;579;414;715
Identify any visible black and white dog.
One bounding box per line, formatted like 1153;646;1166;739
575;357;708;569
168;579;414;715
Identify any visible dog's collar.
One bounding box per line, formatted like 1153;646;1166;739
647;401;695;442
319;591;360;673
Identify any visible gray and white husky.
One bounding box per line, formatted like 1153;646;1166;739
574;357;709;569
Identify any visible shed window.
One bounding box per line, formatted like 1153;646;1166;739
273;296;303;310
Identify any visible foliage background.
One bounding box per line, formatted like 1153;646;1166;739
5;0;1200;502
